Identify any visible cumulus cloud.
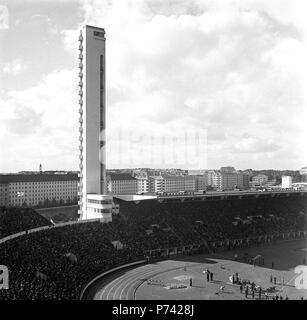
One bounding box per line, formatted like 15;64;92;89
67;0;306;169
2;59;26;75
1;0;306;171
6;105;43;134
232;137;281;154
0;69;79;171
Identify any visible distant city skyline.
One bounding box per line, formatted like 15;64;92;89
0;165;304;174
1;0;306;172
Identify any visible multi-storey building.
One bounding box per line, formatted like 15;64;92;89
132;169;148;179
162;175;196;193
107;174;138;195
136;178;149;194
195;174;207;191
263;179;277;188
148;176;164;193
0;174;78;207
282;176;292;189
206;170;214;187
242;173;250;189
207;171;249;190
221;172;239;190
223;172;250;190
209;171;222;189
300;167;307;182
251;174;268;186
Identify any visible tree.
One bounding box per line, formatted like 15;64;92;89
44;198;50;207
51;198;57;207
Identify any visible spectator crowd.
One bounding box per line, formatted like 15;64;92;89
0;207;50;239
0;195;306;300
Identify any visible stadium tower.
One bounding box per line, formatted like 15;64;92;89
78;25;113;221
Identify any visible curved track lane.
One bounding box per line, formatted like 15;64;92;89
93;260;196;300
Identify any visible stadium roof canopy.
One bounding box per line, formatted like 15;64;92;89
114;195;157;201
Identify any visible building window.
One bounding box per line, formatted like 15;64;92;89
94;30;104;38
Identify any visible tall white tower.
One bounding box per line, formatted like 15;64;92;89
78;25;112;221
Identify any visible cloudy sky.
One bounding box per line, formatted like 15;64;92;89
0;0;306;172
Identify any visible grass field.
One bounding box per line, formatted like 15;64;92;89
36;205;78;223
90;239;307;300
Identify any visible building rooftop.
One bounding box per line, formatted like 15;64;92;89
85;25;105;32
162;174;195;180
0;173;79;184
107;173;137;181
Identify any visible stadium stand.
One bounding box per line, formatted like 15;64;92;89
0;207;50;239
0;196;306;300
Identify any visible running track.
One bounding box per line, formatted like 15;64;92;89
84;240;307;300
91;260;194;300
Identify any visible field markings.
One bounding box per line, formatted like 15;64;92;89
104;268;149;300
99;272;130;299
99;264;156;299
101;263;201;300
284;273;297;287
132;263;206;300
103;265;159;300
89;239;307;300
113;267;159;300
121;269;162;300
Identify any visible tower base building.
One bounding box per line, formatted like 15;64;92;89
85;194;113;222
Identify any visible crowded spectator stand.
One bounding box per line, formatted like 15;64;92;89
0;195;306;300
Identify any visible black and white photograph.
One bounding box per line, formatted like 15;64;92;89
0;0;306;308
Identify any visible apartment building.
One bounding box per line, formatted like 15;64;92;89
107;173;138;195
0;174;78;207
148;176;164;193
162;175;196;193
207;171;249;190
251;174;269;186
137;178;149;194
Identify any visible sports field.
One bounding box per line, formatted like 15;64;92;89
88;239;307;300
